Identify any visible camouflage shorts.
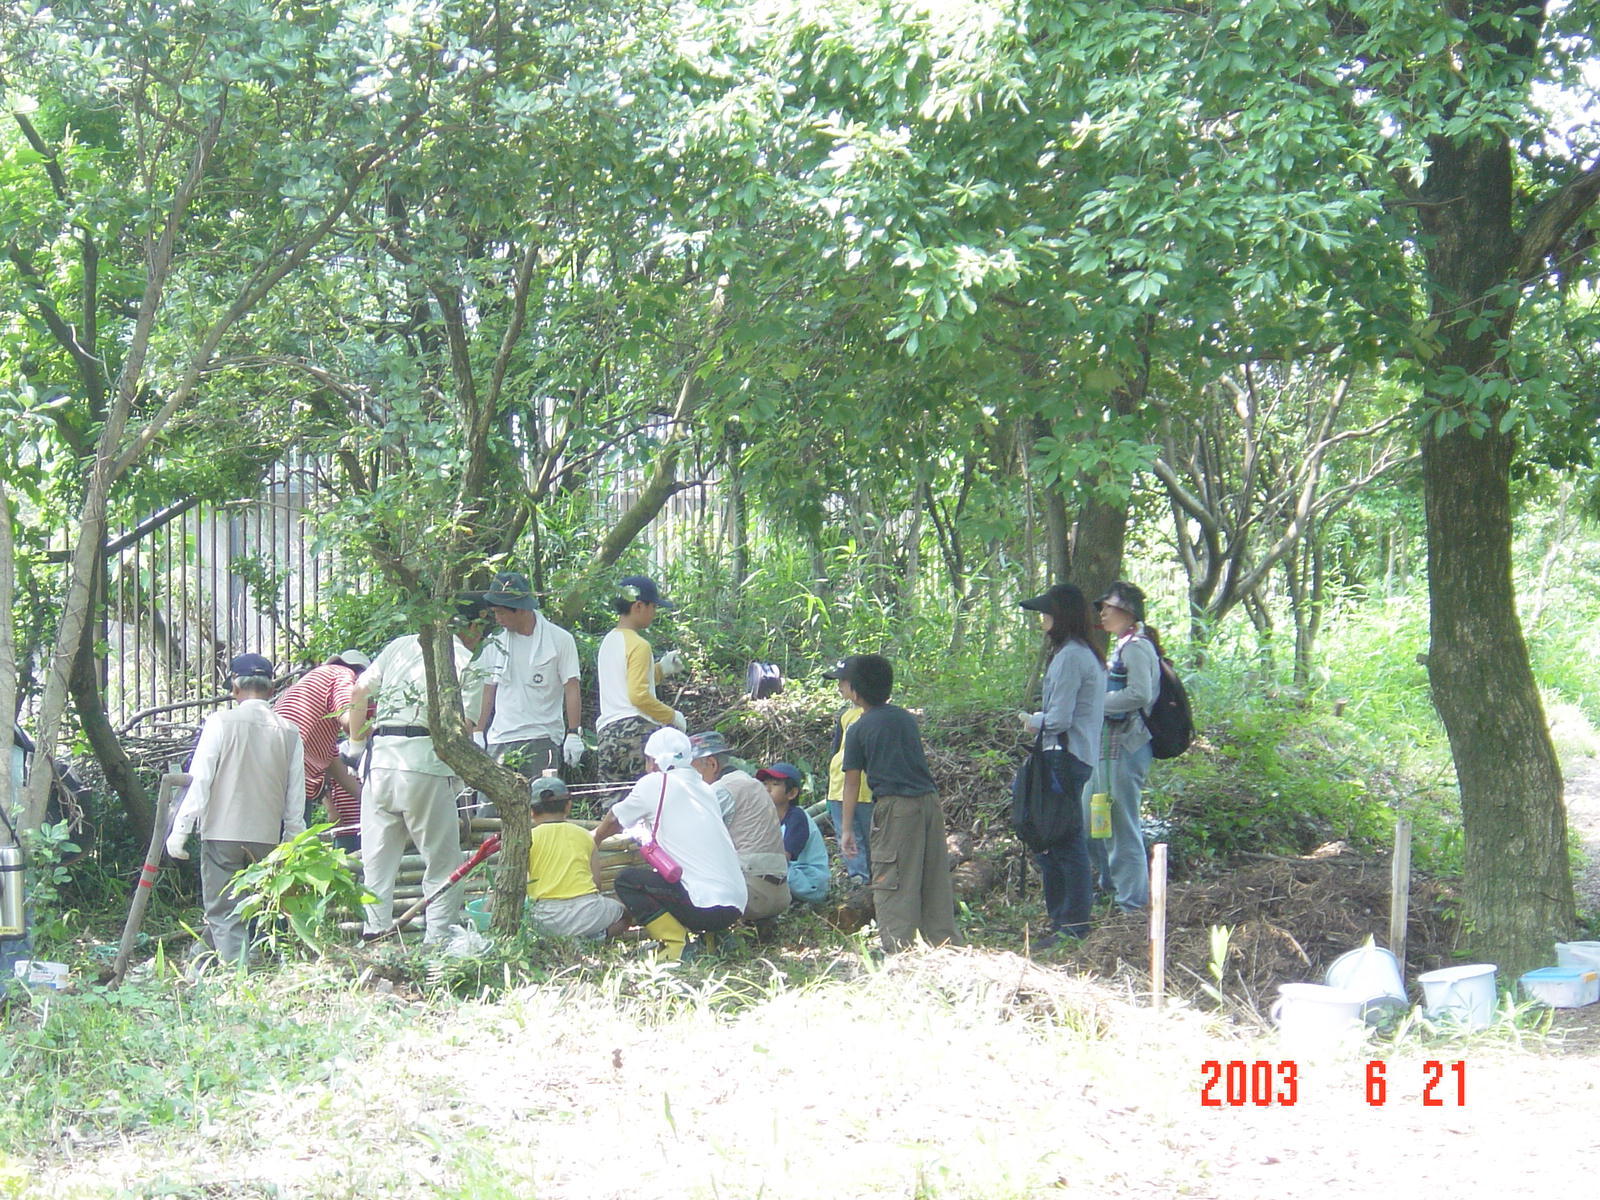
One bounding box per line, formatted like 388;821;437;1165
596;716;659;782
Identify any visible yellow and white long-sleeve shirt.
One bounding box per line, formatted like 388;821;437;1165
595;626;672;730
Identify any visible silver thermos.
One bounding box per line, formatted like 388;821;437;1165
0;842;24;938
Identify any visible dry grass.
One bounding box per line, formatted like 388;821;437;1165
20;944;1600;1200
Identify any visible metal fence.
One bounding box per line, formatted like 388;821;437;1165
104;454;345;735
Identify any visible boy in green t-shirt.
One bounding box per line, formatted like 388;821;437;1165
823;657;873;884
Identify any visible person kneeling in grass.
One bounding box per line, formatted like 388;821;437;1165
525;776;630;940
592;728;747;962
759;761;831;905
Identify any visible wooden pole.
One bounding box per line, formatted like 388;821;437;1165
110;772;186;987
1389;817;1412;973
1150;842;1168;1011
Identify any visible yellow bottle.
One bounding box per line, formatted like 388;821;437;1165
1089;793;1112;839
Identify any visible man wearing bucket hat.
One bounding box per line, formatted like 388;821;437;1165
474;570;584;780
689;730;791;924
595;574;687;781
166;653;306;964
272;649;372;852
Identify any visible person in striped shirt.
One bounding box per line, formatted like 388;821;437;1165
272;650;370;851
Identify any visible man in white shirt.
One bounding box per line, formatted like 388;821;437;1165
166;653;306;964
348;601;489;943
474;571;583;778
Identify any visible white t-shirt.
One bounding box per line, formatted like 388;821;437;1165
610;767;747;911
478;616;580;744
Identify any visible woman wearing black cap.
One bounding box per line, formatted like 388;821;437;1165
1092;581;1160;912
1017;583;1106;944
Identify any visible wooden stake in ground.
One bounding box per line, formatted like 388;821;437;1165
110;773;187;987
1389;817;1412;973
1150;842;1168;1011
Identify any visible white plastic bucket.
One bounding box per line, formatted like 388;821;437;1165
1326;943;1406;1002
1271;982;1368;1046
1554;941;1600;971
1417;963;1497;1029
1519;966;1600;1008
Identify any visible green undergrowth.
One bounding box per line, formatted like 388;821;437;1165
0;964;377;1156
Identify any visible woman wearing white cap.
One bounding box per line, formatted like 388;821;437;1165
590;727;746;960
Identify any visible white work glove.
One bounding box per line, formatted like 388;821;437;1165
1019;711;1042;734
657;650;685;679
670;709;687;732
562;732;586;769
165;828;191;860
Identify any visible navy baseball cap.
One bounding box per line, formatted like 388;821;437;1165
229;653;274;679
821;657;855;680
617;575;674;610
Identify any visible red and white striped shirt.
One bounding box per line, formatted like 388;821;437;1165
273;664;362;825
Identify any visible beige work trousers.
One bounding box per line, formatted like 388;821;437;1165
869;791;960;953
361;767;465;942
741;872;792;922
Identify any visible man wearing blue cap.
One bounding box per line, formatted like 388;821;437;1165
474;570;583;779
595;575;686;780
166;653;306;963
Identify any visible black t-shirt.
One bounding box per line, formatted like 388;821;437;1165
841;703;936;797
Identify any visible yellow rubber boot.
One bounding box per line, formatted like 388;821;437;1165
643;913;688;962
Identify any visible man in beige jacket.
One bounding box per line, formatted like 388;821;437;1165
167;653;305;963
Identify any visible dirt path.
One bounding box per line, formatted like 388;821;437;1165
1566;752;1600;915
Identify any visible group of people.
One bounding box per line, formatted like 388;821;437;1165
164;567;1160;966
1017;579;1162;948
165;570;961;964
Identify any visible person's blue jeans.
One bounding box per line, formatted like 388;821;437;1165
1084;740;1152;911
827;799;874;882
1034;752;1094;939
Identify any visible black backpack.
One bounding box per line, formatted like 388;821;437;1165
1140;655;1194;759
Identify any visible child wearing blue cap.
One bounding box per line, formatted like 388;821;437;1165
758;762;831;905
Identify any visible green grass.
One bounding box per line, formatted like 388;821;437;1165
0;962;377;1155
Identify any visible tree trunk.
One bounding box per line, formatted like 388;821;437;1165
1423;419;1572;972
69;557;154;844
1417;131;1575;973
1068;492;1130;610
0;495;16;816
416;620;534;933
725;441;749;592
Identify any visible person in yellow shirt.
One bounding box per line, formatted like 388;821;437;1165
524;776;628;940
595;575;685;780
823;657;873;885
